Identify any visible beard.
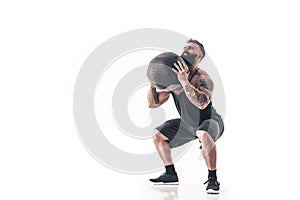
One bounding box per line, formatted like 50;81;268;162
181;53;198;67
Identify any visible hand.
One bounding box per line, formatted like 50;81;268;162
150;84;157;90
172;60;190;85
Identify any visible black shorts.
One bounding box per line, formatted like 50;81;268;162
155;118;224;148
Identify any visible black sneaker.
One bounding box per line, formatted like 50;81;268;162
149;173;179;184
204;178;220;194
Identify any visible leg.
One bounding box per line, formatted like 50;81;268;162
197;130;220;194
150;130;178;183
196;130;217;170
153;130;173;166
150;119;195;183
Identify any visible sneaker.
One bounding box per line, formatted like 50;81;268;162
149;173;179;184
204;178;220;194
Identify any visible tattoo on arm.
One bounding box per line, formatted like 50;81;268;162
182;83;211;109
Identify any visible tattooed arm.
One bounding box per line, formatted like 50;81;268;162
173;60;212;110
181;82;212;110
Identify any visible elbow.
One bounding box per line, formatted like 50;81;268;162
198;101;210;110
148;103;154;108
148;103;159;108
199;105;206;110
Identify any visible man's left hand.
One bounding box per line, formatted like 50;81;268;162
172;60;190;85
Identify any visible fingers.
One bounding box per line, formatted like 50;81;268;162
171;67;179;74
172;61;189;83
177;60;184;71
174;60;188;71
174;61;183;72
173;62;181;72
180;60;189;71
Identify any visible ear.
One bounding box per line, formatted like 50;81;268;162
196;53;203;63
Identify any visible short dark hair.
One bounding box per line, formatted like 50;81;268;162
187;39;205;58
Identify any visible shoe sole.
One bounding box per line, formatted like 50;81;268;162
152;182;179;185
206;189;219;194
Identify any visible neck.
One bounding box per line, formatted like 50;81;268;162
189;65;199;75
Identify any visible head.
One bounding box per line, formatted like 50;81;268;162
181;39;205;65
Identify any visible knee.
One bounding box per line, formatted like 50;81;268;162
152;130;168;145
152;130;161;144
153;133;159;144
196;130;211;142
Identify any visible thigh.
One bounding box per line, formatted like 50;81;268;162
155;119;197;148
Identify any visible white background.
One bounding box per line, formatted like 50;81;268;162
1;0;300;199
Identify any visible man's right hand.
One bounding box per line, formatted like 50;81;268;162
147;84;170;108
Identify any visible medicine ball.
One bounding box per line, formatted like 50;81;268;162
147;52;186;90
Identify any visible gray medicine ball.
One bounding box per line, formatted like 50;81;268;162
147;52;187;90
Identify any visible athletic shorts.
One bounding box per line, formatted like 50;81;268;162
155;118;224;148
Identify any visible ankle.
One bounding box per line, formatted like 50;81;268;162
208;169;217;180
165;164;177;175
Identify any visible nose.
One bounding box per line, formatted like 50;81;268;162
183;50;189;54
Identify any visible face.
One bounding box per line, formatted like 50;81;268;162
181;42;203;65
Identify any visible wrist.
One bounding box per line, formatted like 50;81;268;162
181;81;189;86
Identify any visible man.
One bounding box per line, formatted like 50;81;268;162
148;39;224;194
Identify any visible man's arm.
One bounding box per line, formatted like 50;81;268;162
172;60;212;110
181;83;211;110
147;85;170;108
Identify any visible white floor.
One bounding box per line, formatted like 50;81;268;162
140;181;232;200
138;140;233;200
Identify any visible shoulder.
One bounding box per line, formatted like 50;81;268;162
199;68;209;75
198;69;214;91
199;69;211;79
